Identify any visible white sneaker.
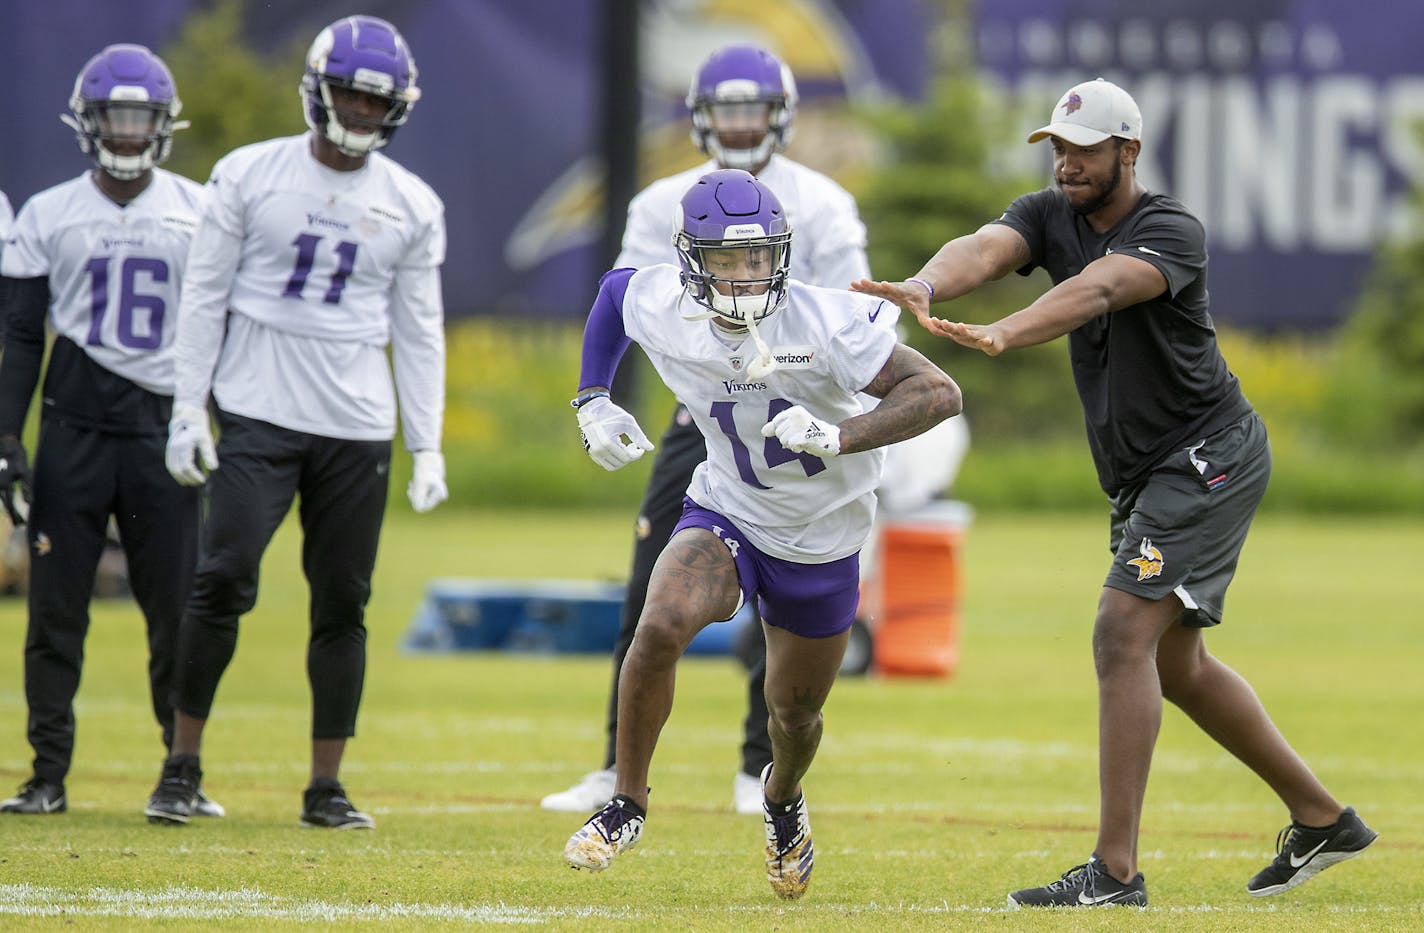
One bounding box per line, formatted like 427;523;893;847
541;768;616;812
733;771;762;815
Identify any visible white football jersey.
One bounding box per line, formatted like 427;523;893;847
0;189;13;249
1;171;204;395
173;134;446;447
619;265;897;562
616;154;870;287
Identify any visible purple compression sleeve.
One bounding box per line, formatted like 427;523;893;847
579;268;636;390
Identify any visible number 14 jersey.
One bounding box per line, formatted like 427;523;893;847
618;265;897;564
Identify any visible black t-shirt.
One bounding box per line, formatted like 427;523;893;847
994;187;1253;495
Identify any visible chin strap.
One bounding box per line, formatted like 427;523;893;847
742;313;778;378
677;292;779;378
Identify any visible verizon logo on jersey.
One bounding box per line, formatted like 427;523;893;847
771;347;816;369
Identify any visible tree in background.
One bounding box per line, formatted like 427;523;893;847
855;13;1081;444
1324;138;1424;452
160;0;305;186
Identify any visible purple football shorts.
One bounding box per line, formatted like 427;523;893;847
672;497;860;639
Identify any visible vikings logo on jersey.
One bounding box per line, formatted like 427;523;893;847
1126;537;1164;581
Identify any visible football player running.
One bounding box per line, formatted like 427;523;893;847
0;44;222;819
145;15;447;830
562;169;961;899
543;42;969;819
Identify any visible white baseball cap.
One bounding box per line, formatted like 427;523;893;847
1028;78;1141;146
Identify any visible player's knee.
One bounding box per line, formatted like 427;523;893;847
767;702;823;741
626;614;689;665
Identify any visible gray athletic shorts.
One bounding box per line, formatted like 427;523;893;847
1106;412;1271;627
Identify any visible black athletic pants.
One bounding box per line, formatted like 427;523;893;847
170;411;389;740
24;419;199;784
601;405;771;778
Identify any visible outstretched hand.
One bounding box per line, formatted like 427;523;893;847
939;320;1006;356
849;278;957;339
850;279;1006;354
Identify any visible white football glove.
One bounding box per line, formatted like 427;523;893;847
166;403;218;486
577;396;654;471
761;405;841;459
408;449;448;513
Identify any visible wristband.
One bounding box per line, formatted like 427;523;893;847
570;389;611;410
907;276;935;298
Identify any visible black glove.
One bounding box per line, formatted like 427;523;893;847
0;435;32;525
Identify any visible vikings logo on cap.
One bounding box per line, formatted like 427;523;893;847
1063;91;1083;115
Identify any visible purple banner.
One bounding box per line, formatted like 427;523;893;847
0;0;928;321
6;2;1406;328
974;1;1424;329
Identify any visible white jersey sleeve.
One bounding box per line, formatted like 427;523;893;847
0;190;13;251
176;134;447;441
1;170;205;395
619;268;896;562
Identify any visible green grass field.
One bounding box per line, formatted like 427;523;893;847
0;509;1419;930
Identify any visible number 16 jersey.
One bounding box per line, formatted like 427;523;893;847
1;170;204;396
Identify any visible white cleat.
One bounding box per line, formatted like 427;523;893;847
541;767;616;813
762;763;814;900
564;794;644;871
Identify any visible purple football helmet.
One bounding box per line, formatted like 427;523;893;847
675;169;792;331
686;45;798;172
302;15;421;156
63;44;184;181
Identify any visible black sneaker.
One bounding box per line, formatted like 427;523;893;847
192;787;226;818
300;778;375;829
145;754;202;825
1008;855;1148;908
1247;806;1378;897
1;778;67;814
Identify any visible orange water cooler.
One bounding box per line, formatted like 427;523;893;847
861;500;971;678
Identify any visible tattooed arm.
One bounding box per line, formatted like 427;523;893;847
837;344;962;455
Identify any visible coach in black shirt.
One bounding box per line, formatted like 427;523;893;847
853;78;1376;908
